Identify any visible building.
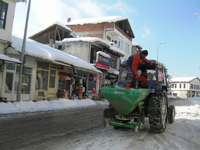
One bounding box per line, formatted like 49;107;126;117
54;37;125;99
131;42;142;55
169;77;200;99
0;0;26;101
65;16;135;60
29;22;72;48
3;35;101;101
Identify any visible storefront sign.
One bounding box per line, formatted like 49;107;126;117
59;66;73;74
95;62;110;70
59;75;71;80
97;54;111;66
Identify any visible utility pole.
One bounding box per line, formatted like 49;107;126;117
16;0;31;102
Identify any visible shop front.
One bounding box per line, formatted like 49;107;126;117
94;51;111;97
58;66;73;99
35;61;57;100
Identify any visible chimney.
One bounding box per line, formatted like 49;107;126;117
49;35;54;47
67;18;71;22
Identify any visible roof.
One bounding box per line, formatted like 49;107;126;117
65;16;135;38
132;42;143;49
171;77;200;82
65;16;128;25
0;54;21;64
29;21;71;38
11;35;101;74
56;37;125;56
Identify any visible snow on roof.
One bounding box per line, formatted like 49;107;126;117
61;37;110;47
171;77;199;82
108;68;119;75
11;35;101;73
58;37;125;56
97;51;110;58
65;16;127;25
0;54;21;64
29;21;71;37
110;45;125;56
132;42;142;48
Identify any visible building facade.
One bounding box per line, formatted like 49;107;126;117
169;77;200;99
54;37;125;99
65;16;135;60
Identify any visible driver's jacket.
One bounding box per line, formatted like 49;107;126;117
126;52;150;76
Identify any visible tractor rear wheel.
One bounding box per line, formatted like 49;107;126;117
149;91;168;133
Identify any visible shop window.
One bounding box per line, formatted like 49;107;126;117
111;56;117;69
88;76;93;91
36;70;49;90
0;1;8;29
5;72;13;93
49;70;56;88
15;67;32;94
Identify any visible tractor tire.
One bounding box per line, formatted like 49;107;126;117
168;105;175;124
149;91;168;133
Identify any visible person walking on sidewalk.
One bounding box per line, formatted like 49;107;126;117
125;50;154;89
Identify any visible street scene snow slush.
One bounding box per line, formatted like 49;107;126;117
0;96;200;150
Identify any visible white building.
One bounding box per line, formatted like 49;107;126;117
0;0;26;101
169;77;200;99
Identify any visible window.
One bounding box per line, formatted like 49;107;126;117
175;84;177;88
5;72;13;93
179;83;181;88
107;35;111;41
36;61;49;90
110;56;117;69
118;38;123;49
190;84;193;89
0;1;8;28
125;43;129;52
172;84;174;88
183;84;186;88
49;70;56;88
14;66;32;94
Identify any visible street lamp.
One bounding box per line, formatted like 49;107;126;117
195;13;200;16
157;42;166;62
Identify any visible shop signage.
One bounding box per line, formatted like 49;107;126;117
95;62;109;70
59;66;73;74
97;54;111;66
59;75;71;80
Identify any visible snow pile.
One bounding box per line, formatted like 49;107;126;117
0;99;108;114
175;97;200;120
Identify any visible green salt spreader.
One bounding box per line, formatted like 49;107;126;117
101;60;175;132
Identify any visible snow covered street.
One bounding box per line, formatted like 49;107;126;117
0;97;200;150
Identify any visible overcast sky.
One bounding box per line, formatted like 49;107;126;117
12;0;200;78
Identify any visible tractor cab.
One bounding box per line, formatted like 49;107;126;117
117;60;168;93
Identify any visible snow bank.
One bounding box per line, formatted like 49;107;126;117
0;99;108;114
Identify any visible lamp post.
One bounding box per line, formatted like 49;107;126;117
195;13;200;16
157;42;166;62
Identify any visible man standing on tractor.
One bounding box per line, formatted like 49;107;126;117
125;50;154;89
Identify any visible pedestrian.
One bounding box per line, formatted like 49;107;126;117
139;69;148;88
125;50;154;89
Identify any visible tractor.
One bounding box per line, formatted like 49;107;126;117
101;60;175;132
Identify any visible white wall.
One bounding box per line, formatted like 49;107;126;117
60;42;91;62
0;0;17;42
